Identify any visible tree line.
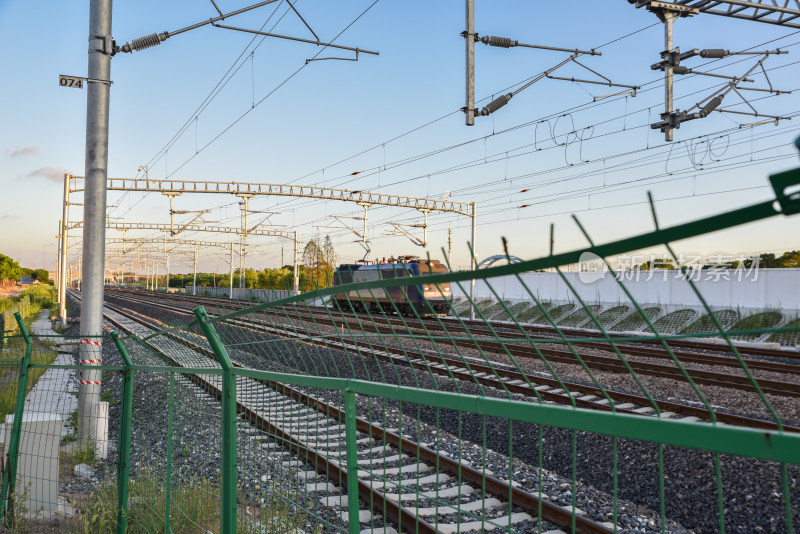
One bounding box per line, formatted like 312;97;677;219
0;254;53;284
124;236;339;293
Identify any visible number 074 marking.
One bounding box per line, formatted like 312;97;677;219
58;75;84;89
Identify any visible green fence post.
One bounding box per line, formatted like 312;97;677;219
111;332;134;534
0;312;32;527
344;389;361;534
164;372;174;534
194;306;237;534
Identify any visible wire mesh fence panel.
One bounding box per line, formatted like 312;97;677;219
113;315;227;534
1;160;797;533
680;310;739;335
768;317;800;347
167;163;800;534
612;306;663;333
729;311;784;342
0;325;122;533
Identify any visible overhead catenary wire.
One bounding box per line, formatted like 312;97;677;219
111;0;294;220
162;0;382;181
101;15;799;266
276;116;797;250
248;68;798;223
273;32;800;205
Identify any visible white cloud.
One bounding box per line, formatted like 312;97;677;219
25;166;69;182
7;146;38;158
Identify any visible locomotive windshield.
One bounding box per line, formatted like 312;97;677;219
416;260;448;275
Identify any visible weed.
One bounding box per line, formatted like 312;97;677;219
73;440;97;465
67;471;315;534
71;484;117;534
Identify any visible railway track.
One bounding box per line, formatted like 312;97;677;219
102;289;800;434
445;316;800;362
74;290;615;533
105;289;800;377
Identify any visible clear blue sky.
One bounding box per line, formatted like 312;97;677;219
1;1;798;275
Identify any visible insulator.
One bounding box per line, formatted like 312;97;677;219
672;66;691;75
699;95;724;117
480;35;516;48
700;49;729;59
124;33;164;53
480;93;513;116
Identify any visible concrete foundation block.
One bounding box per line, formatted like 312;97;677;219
3;413;61;519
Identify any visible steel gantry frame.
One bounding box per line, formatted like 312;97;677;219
630;0;799;140
630;0;800;29
64;175;480;317
70;0;381;472
463;0;639;123
68;176;474;216
106;236;266;297
68;221;300;297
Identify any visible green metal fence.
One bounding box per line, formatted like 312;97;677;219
0;157;798;533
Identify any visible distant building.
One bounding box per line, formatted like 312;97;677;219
18;276;38;285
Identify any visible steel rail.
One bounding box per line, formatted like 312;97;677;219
132;290;795;398
94;292;612;534
93;302;441;534
102;289;800;433
299;303;800;375
448;317;800;361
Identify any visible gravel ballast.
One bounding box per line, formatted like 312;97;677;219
100;292;799;533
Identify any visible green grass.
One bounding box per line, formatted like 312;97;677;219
594;305;632;330
457;299;491;317
680;309;739;335
516;301;553;323
612;306;662;332
491;301;534;322
68;472;316;534
480;300;510;318
0;340;57;420
558;305;603;328
768;316;800;347
1;285;57;335
651;309;698;335
73;440;98;465
547;303;577;323
730;311;784;341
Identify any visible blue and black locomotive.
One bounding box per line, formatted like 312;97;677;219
332;255;452;315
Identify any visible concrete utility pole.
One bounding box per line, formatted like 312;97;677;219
229;244;234;299
237;194;254;289
464;0;475;126
192;245;199;295
636;2;698;141
165;192;182;234
293;231;299;295
78;0;112;450
663;9;676;142
448;227;453;267
469;202;477;320
58;175;70;326
56;223;62;306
